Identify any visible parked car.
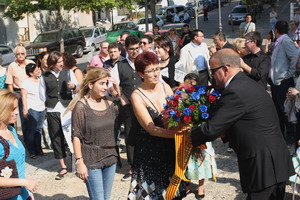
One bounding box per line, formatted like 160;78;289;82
106;22;143;43
228;5;250;25
165;5;186;22
137;17;164;32
186;6;196;19
26;28;86;59
79;26;107;52
156;7;167;23
158;23;193;37
0;44;14;67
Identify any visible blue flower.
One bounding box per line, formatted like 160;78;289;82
183;108;192;116
170;95;174;100
191;91;201;100
202;112;209;119
198;88;206;95
163;103;168;110
175;91;182;95
194;85;207;90
199;105;208;113
174;116;180;121
169;109;176;116
212;91;221;97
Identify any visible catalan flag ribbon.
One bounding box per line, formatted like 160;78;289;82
165;126;207;200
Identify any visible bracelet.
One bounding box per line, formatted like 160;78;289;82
75;157;82;161
72;85;77;90
75;157;83;165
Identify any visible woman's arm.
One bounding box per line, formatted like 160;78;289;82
73;136;88;181
21;88;29;118
131;91;175;138
0;177;38;193
74;68;84;85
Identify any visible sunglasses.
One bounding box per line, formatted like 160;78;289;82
140;41;148;45
16;52;25;56
210;65;227;75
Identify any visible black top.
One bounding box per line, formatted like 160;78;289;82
181;31;192;47
243;50;271;90
161;56;176;87
43;69;72;108
103;56;125;69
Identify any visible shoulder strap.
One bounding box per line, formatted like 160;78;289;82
161;82;167;98
0;136;10;160
136;88;159;113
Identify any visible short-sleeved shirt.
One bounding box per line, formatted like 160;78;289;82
239;22;256;37
0;126;29;200
5;59;35;89
89;54;110;68
21;78;45;111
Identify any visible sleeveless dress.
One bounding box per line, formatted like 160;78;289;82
128;88;175;200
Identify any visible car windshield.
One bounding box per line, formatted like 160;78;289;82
111;24;127;31
80;29;93;37
156;8;166;15
33;32;58;43
138;18;153;24
232;7;247;13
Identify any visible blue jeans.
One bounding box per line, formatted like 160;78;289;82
25;109;46;156
86;163;117;200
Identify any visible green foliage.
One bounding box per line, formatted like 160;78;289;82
3;0;133;20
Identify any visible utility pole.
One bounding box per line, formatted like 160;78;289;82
218;0;222;32
194;0;199;29
145;0;149;32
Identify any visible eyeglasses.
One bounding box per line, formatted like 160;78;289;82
210;65;227;75
140;41;148;45
16;52;25;56
245;40;253;43
144;67;161;74
128;47;140;51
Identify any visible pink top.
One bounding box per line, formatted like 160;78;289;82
89;54;109;68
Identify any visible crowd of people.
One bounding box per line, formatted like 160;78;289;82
0;11;300;200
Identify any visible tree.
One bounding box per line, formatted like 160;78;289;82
3;0;132;51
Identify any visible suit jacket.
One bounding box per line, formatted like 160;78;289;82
271;34;299;85
191;72;294;193
222;41;233;49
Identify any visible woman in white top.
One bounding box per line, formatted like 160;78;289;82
167;27;180;58
269;7;278;30
21;63;46;159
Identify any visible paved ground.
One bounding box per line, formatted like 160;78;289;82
23;0;300;199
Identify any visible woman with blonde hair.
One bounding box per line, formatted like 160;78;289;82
0;89;38;199
72;67;121;200
232;38;249;58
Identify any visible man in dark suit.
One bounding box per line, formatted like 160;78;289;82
191;49;294;200
213;31;233;51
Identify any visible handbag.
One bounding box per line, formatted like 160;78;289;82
0;136;21;200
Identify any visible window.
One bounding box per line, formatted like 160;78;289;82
94;28;100;37
176;6;185;13
63;30;75;40
0;46;12;55
99;27;106;34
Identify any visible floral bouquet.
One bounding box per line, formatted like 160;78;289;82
164;85;221;200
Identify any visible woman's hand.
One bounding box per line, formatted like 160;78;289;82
23;109;28;118
24;179;38;193
108;77;120;97
76;160;89;181
287;87;299;98
67;81;76;90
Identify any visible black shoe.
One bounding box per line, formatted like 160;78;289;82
195;194;205;200
121;173;132;181
30;154;38;159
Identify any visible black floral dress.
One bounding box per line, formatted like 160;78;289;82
128;91;175;200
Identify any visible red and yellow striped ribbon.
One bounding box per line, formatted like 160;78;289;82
165;126;207;200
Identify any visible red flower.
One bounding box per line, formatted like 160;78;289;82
209;95;217;103
187;86;195;93
174;95;180;100
189;105;196;111
176;110;182;117
173;100;179;107
183;115;192;123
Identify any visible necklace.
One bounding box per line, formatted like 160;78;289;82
160;57;170;62
88;97;102;103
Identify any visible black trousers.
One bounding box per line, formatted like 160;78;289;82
270;77;294;138
198;69;209;85
247;181;286;200
46;112;67;159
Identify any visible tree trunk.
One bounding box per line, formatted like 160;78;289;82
150;0;156;28
57;5;64;53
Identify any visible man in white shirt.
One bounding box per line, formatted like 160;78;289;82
179;29;210;85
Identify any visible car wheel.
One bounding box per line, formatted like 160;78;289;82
92;44;97;52
76;45;84;58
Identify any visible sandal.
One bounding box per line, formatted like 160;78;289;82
30;155;38;159
55;168;68;180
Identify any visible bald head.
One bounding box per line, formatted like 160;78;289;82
210;49;241;69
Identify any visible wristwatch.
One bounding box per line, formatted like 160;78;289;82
297;92;300;98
